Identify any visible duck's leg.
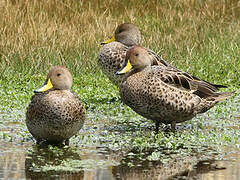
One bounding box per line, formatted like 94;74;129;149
65;139;70;146
171;121;176;132
155;121;160;133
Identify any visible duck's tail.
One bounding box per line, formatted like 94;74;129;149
210;91;235;102
203;81;228;90
199;91;234;114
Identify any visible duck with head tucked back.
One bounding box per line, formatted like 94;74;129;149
116;46;233;132
26;66;85;145
99;23;227;92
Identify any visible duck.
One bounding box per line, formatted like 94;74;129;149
116;46;233;132
98;23;226;92
98;23;171;86
26;66;85;145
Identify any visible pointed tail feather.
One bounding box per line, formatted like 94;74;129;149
192;74;228;91
213;91;235;102
198;80;227;92
206;81;228;89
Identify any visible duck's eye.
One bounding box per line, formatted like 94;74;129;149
57;73;61;77
135;53;139;56
118;29;123;33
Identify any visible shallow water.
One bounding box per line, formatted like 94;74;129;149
0;94;239;179
0;140;239;180
174;148;240;180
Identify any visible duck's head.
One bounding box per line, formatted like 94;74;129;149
34;66;73;93
101;23;141;46
116;46;152;75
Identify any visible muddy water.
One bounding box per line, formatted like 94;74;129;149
0;141;239;180
0;142;29;179
192;151;240;180
0;96;239;179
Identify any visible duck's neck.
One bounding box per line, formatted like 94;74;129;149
129;65;150;76
121;39;139;47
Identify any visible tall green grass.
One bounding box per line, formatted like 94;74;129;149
0;0;239;86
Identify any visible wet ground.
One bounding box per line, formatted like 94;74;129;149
0;141;240;180
0;93;239;179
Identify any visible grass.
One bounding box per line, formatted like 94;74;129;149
0;0;240;177
0;0;239;82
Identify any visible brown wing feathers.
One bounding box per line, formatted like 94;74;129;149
159;69;228;99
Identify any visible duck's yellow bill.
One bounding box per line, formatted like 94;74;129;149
116;60;132;75
34;78;53;93
101;36;115;45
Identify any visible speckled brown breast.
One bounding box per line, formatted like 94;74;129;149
120;66;216;125
98;42;128;85
26;90;85;143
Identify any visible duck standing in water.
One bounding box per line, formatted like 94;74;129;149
26;66;85;145
116;46;233;132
